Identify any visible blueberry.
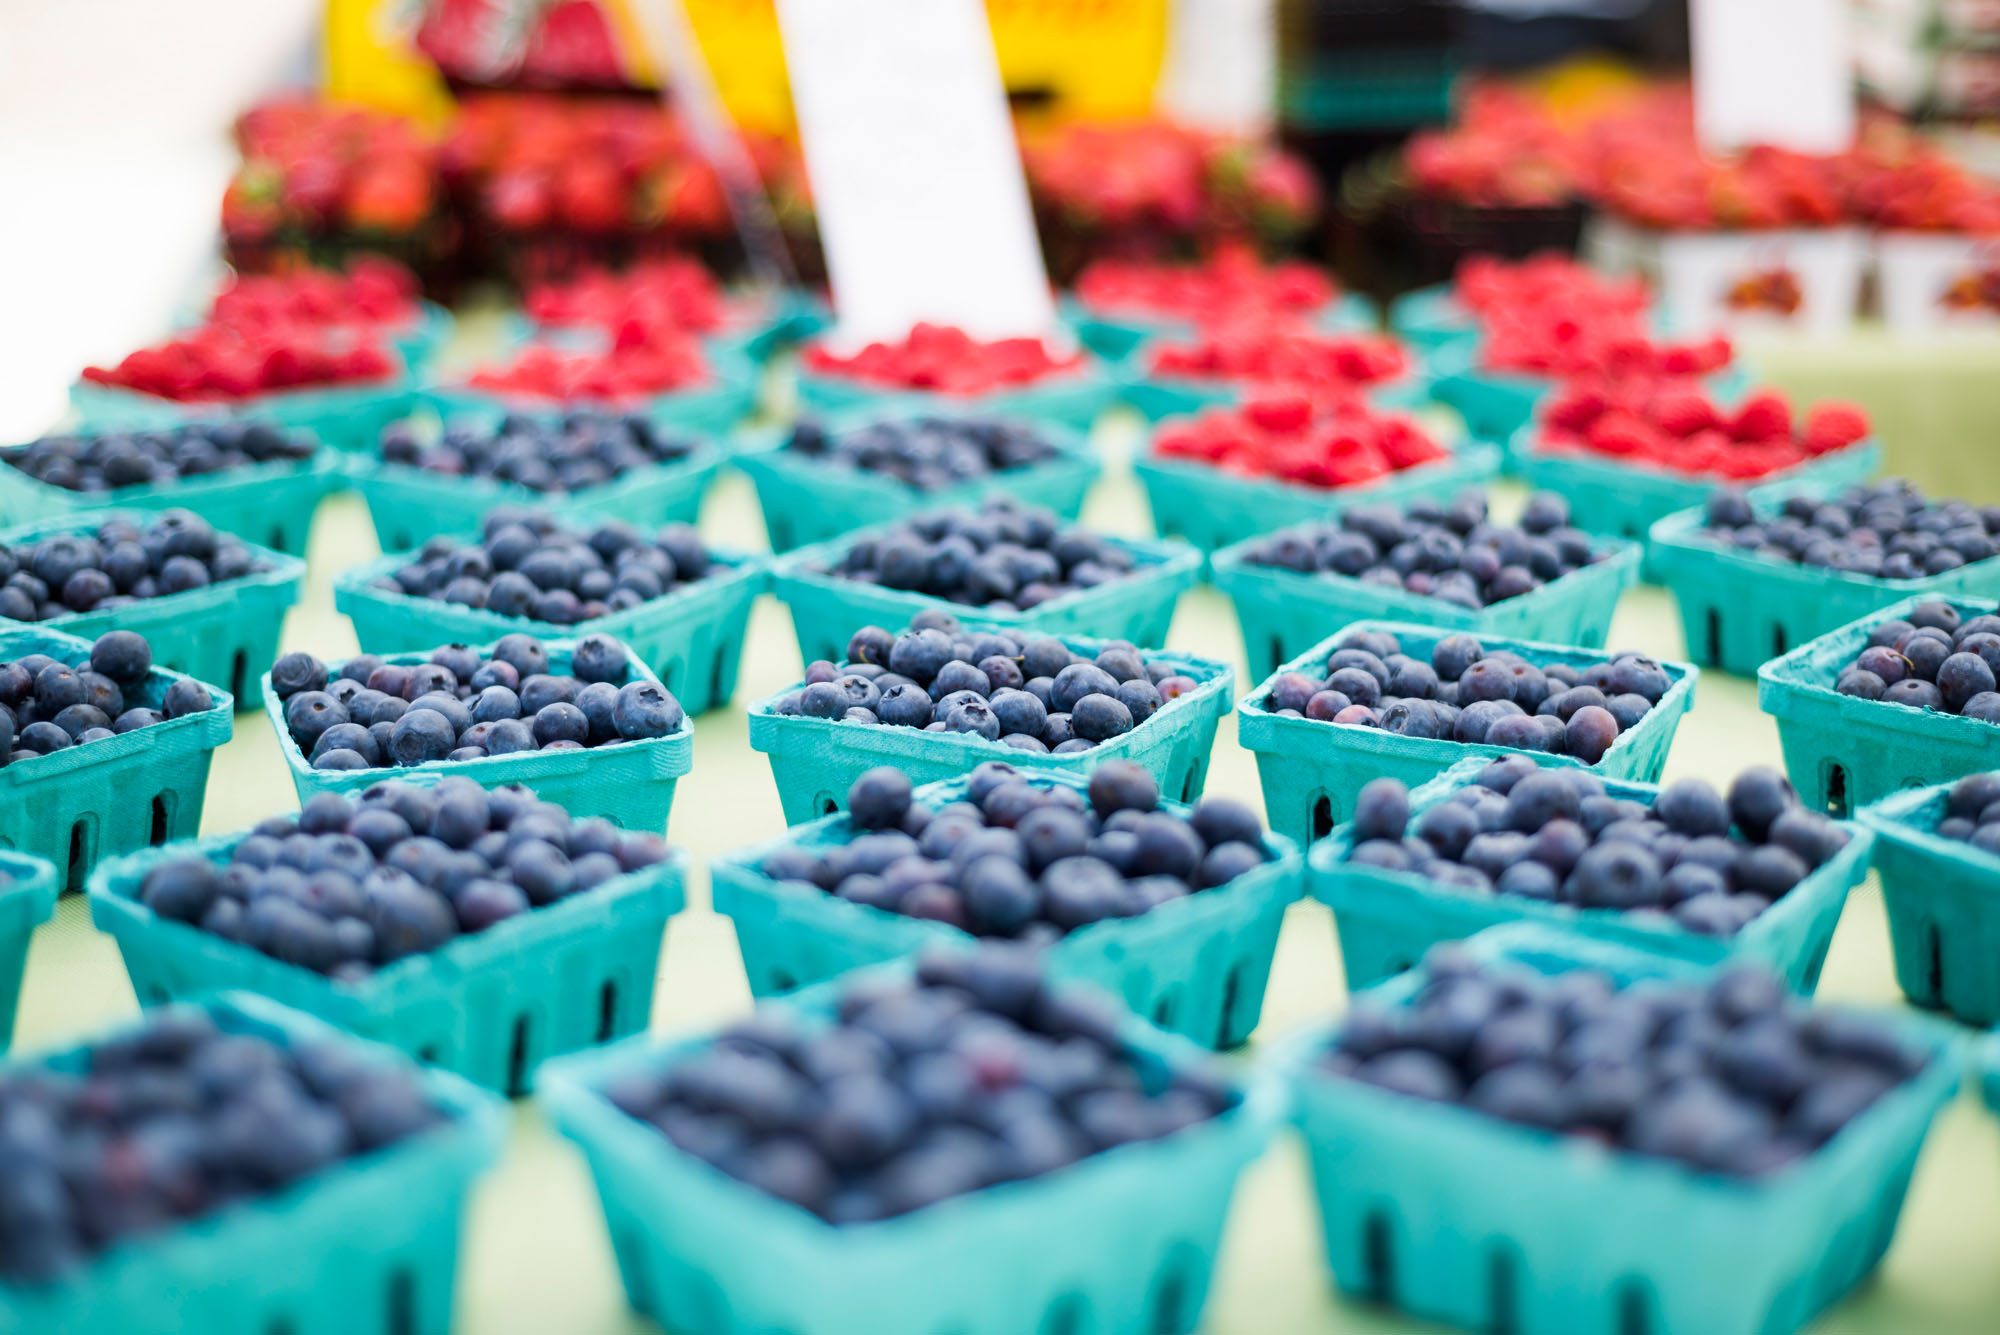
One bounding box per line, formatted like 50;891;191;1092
1727;768;1797;842
387;710;457;767
849;769;913;830
88;630;152;685
1087;762;1157;817
612;681;685;739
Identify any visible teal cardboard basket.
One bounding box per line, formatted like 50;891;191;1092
1136;442;1501;553
1211;528;1643;680
87;807;687;1094
1282;923;1964;1335
1858;778;2000;1026
1649;499;2000;677
0;991;504;1335
333;547;766;715
0;510;305;707
1060;290;1377;363
711;769;1304;1049
0;626;233;895
262;638;692;834
71;376;413;454
794;361;1119;433
1518;432;1884;544
1240;621;1699;847
748;637;1234;825
1307;756;1872;992
1387;285;1481;359
0;437;343;556
735;416;1101;554
1759;595;2000;817
0;850;57;1050
771;528;1203;666
1982;1031;2000;1115
537;958;1286;1335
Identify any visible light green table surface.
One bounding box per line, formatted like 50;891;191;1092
14;403;2000;1334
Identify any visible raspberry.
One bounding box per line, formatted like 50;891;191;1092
1802;402;1869;455
1729;392;1793;443
1244;391;1314;434
803;324;1081;395
1649;389;1718;438
1585;411;1655;457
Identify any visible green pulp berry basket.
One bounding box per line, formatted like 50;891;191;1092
1240;621;1699;849
734;421;1102;554
70;376;414;454
0;510;305;708
793;362;1120;433
0;438;343;556
748;637;1234;825
711;770;1304;1049
1649;499;2000;678
1059;291;1377;363
1280;923;1964;1335
0;850;57;1050
770;529;1203;666
1307;757;1872;993
1136;442;1500;553
1759;595;2000;817
1211;529;1642;681
1858;778;2000;1026
0;626;233;895
536;958;1286;1335
87;805;688;1094
1518;433;1884;544
332;549;766;716
0;991;504;1335
262;638;692;834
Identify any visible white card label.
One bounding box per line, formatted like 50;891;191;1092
1691;0;1855;154
774;0;1056;349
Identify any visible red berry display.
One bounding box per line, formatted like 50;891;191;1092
1404;85;1586;209
464;325;710;404
1148;324;1411;393
207;258;422;336
223;97;439;244
81;326;396;403
1154;391;1450;491
1074;247;1337;327
523;257;728;335
801;324;1083;395
1538;381;1870;479
1453;253;1649;324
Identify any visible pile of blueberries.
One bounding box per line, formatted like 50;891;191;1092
1262;628;1675;764
0;511;267;621
1245;491;1604;611
605;945;1237;1222
137;779;671;979
783;415;1065;492
1324;947;1926;1178
768;612;1203;752
0;1007;444;1284
761;761;1271;940
2;421;316;494
820;498;1144;612
369;507;716;625
1701;479;2000;579
1344;759;1849;937
1835;600;2000;722
1931;772;2000;854
377;412;696;494
2;631;213;765
269;634;684;772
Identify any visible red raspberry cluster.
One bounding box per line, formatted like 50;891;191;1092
82;327;396;402
523;257;728;335
1154;389;1450;490
1149;325;1410;392
801;324;1083;395
207;258;421;336
1075;248;1336;326
1539;382;1870;479
1454;254;1649;322
465;325;709;404
1483;320;1732;380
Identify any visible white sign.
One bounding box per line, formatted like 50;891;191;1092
774;0;1056;349
1691;0;1855;154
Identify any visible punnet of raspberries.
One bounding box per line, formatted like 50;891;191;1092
1074;248;1337;325
1539;384;1870;479
524;257;729;337
463;326;710;404
82;325;396;402
1153;390;1449;490
802;324;1084;395
1147;325;1410;392
1452;254;1650;324
207;258;422;336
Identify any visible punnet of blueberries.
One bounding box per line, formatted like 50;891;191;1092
782;415;1066;492
368;507;716;625
1261;627;1675;764
0;510;268;621
1834;600;2000;723
817;498;1143;612
1700;479;2000;579
1929;772;2000;854
1;630;213;767
1;421;316;494
0;1006;445;1284
760;761;1273;940
601;943;1238;1223
1244;490;1605;610
377;411;696;495
136;779;672;980
1322;946;1928;1178
768;612;1207;753
1344;760;1848;937
268;634;683;772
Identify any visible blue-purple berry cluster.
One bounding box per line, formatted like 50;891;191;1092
784;415;1064;492
1933;772;2000;853
1702;480;2000;579
378;411;695;494
1835;601;2000;722
821;498;1139;611
0;511;266;621
3;421;314;493
0;630;211;767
